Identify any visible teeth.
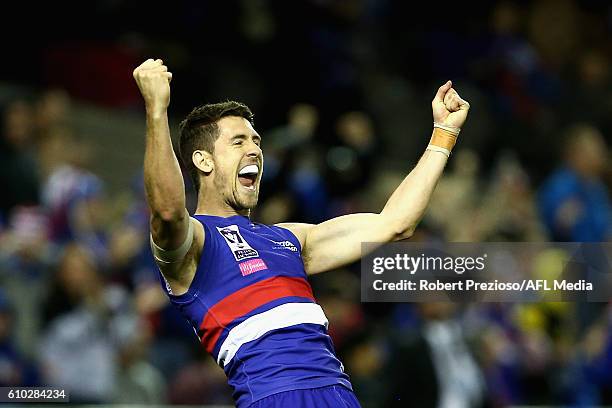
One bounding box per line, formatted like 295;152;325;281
239;164;259;176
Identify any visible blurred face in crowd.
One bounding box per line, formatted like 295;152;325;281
57;244;100;300
336;111;374;150
36;88;70;130
288;103;318;138
206;116;263;211
565;126;608;178
3;100;33;148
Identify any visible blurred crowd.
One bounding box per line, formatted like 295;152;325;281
1;0;612;407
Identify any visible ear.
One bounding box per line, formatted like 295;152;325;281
192;150;214;174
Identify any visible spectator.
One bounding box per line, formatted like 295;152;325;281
0;100;40;219
538;124;612;241
0;289;39;387
41;134;107;258
384;303;487;408
112;315;167;404
39;244;129;403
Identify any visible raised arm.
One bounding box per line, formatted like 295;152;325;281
379;81;469;238
281;81;470;274
133;59;189;248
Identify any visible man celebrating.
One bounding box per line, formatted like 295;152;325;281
133;58;469;408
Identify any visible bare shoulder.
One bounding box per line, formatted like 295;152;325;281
191;216;205;257
156;216;205;295
275;222;314;248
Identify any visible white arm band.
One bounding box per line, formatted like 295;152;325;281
150;217;194;264
426;144;451;158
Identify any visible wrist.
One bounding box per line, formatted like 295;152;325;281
426;125;459;158
433;122;460;136
146;106;168;121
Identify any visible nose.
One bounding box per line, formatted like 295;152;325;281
246;140;262;158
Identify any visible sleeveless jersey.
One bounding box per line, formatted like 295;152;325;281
156;214;352;407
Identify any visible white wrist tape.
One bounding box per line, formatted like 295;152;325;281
150;216;194;264
426;144;451;157
433;122;461;136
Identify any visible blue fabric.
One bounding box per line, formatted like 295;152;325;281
226;324;352;407
248;385;361;408
538;168;612;241
156;214;351;407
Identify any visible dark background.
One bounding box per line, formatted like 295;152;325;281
0;1;611;407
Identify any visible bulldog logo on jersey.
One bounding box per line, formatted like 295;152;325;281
216;225;259;261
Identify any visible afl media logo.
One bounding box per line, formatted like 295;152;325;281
217;225;259;261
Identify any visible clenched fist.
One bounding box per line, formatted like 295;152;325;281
133;59;173;116
431;80;470;129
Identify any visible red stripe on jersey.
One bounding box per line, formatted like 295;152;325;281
199;276;315;352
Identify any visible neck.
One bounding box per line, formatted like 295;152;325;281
194;193;250;218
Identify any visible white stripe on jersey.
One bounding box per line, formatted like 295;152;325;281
217;302;329;367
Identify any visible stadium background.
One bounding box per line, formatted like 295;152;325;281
1;0;611;406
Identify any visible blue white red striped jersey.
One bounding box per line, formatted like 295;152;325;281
156;214;352;407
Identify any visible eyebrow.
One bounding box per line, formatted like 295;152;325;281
230;134;262;142
230;134;247;141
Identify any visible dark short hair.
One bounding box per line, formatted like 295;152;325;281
178;101;254;193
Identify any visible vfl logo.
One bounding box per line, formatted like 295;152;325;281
217;225;259;261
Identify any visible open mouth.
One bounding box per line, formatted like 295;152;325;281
238;164;259;190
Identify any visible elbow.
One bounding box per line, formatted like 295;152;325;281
391;219;417;241
154;207;186;223
394;226;415;241
147;191;186;224
381;213;416;241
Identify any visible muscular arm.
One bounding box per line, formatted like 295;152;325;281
281;150;447;274
134;58;189;248
134;59;202;288
281;81;470;275
144;110;189;249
